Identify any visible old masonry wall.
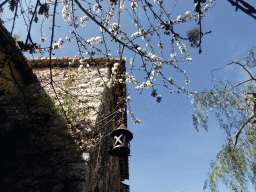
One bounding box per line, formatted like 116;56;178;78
0;22;129;192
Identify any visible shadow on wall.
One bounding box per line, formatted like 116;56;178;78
0;22;122;192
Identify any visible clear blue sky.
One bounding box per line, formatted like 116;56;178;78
2;0;256;191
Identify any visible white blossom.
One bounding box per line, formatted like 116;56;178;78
169;77;175;84
177;15;182;21
135;118;141;125
179;44;187;54
58;38;64;48
171;53;176;58
130;58;134;65
111;23;121;32
52;43;59;49
62;5;70;21
107;12;114;22
80;16;89;26
127;96;131;101
204;4;210;11
185;11;192;17
185;80;190;85
145;80;153;88
187;58;192;63
93;4;100;13
65;36;71;42
40;36;46;42
131;1;138;9
119;2;125;12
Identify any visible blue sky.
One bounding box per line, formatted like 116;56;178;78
2;0;256;191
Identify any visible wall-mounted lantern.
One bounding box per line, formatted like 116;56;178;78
109;124;133;157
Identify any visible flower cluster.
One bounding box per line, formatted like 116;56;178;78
111;23;121;33
178;43;187;54
126;75;136;84
186;26;200;48
107;12;114;22
86;36;103;45
131;28;145;39
52;38;64;49
80;16;89;26
62;4;70;21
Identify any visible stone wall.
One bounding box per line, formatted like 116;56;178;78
0;22;130;192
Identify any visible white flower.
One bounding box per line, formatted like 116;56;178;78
152;71;158;76
169;77;175;84
62;5;70;21
52;43;59;49
179;44;187;54
145;80;153;88
204;4;210;11
40;36;46;42
58;38;64;48
107;12;114;21
131;1;138;9
93;4;100;13
130;58;134;65
65;36;71;42
127;96;131;101
185;80;190;85
185;11;192;17
177;15;182;21
187;58;192;63
111;23;121;32
80;16;89;26
119;2;125;12
158;43;163;48
150;77;155;82
135;118;141;125
171;53;176;58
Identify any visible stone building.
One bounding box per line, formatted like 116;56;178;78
0;22;131;192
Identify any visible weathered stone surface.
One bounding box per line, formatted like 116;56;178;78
0;22;129;192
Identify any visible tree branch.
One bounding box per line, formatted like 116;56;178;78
73;0;138;54
233;93;256;147
0;0;9;8
227;0;256;20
